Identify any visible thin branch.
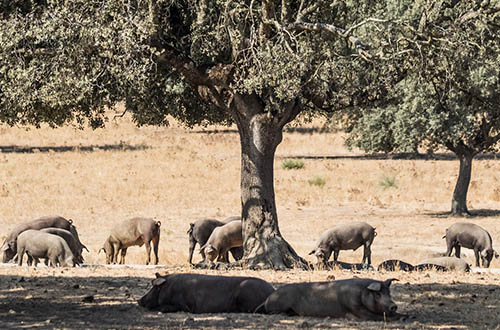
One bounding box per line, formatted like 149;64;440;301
344;18;390;36
286;21;372;59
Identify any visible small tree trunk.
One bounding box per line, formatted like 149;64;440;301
233;98;307;270
451;152;474;216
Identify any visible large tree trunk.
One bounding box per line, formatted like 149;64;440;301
451;152;474;216
232;95;307;270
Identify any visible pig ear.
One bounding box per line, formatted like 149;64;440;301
1;242;9;251
367;282;381;292
152;277;167;286
384;278;399;287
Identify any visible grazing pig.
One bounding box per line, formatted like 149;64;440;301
417;257;470;272
377;259;415;272
444;222;498;268
40;228;85;265
309;222;376;266
16;230;75;267
2;216;75;263
200;220;243;263
187;217;243;264
102;217;161;265
138;273;274;313
255;278;405;321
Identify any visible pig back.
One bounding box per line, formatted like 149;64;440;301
325;222;374;250
447;222;492;250
208;220;243;248
110;217;159;246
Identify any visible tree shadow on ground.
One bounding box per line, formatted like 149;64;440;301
425;209;500;219
1;273;499;329
278;152;500;161
0;144;149;154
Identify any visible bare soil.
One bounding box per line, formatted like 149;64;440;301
1;115;499;329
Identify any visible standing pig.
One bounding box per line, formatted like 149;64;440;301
102;217;161;265
138;273;274;313
2;216;75;263
40;228;86;265
443;222;498;268
187;217;243;264
16;230;75;267
309;222;376;266
200;220;242;263
255;278;405;321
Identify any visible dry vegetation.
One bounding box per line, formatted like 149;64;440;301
1;115;499;329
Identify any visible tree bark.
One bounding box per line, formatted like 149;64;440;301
451;152;474;216
232;95;307;270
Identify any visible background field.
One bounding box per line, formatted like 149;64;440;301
1;115;499;329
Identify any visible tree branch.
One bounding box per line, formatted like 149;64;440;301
260;0;276;40
286;21;372;59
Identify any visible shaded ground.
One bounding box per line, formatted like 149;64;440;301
1;265;499;329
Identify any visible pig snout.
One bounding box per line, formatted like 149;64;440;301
138;288;159;309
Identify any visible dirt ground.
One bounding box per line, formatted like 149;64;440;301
1;115;500;329
1;265;499;329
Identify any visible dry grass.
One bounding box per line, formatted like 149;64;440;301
1;114;500;329
1;114;500;266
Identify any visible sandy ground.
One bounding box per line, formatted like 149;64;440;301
1;115;500;329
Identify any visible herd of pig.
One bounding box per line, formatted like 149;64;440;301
1;215;499;321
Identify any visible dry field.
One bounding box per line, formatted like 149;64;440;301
0;114;499;329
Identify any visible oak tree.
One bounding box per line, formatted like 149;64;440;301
338;0;500;216
1;0;405;268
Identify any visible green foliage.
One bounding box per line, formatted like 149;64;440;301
308;176;326;187
0;0;406;129
378;174;397;190
339;1;500;157
281;159;305;170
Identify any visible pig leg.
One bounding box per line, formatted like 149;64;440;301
454;245;461;258
27;255;33;266
445;236;454;257
49;255;58;268
112;243;121;264
200;247;207;262
474;248;481;267
363;243;372;265
188;238;196;264
333;249;340;262
144;241;152;265
119;248;127;264
152;234;160;265
217;247;230;263
17;248;25;266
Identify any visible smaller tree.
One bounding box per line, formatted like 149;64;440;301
337;1;500;216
